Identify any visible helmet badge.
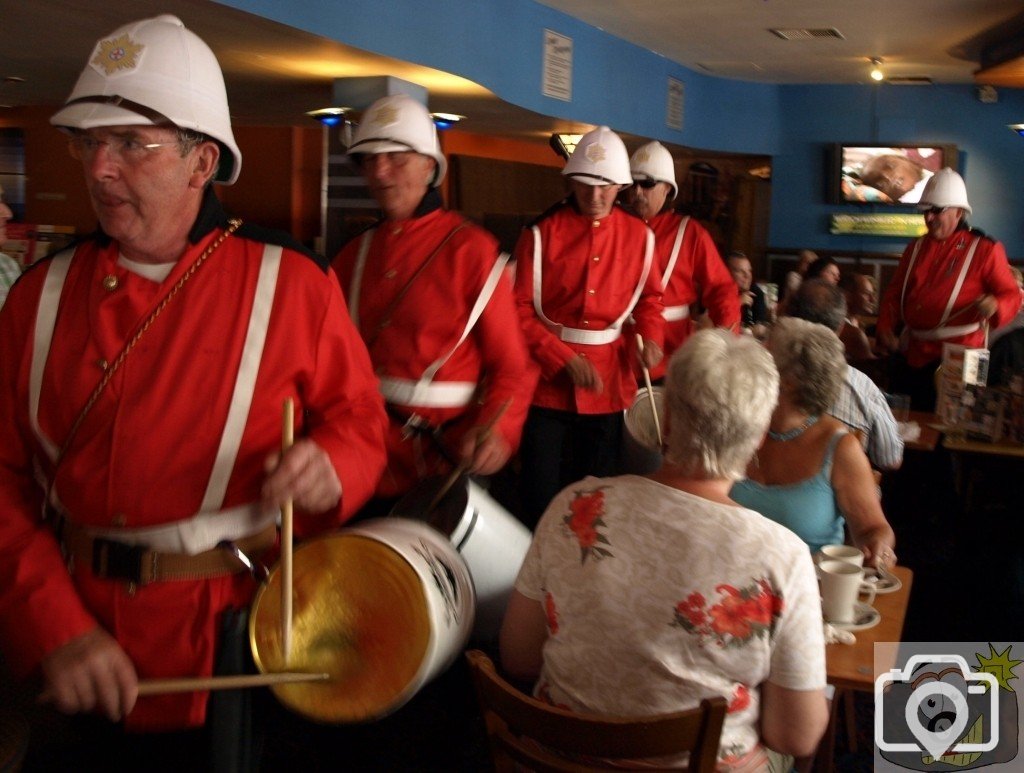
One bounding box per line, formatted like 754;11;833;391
91;34;145;76
367;104;399;128
585;143;606;164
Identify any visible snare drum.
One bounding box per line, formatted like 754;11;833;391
622;386;665;474
391;475;532;641
249;518;474;722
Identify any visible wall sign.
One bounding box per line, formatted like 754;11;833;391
542;30;573;101
829;213;927;237
666;77;684;130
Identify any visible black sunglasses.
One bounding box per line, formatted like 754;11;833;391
921;206;951;216
633;179;660;190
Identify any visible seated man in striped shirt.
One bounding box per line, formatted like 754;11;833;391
787;279;903;470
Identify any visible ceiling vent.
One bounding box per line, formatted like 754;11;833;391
886;76;934;85
768;28;845;41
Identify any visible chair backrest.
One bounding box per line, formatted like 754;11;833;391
465;650;728;772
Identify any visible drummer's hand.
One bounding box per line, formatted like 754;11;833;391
637;338;663;370
973;294;998;320
564;355;603;392
263;439;342;515
875;329;899;355
39;627;138;722
460;430;511;475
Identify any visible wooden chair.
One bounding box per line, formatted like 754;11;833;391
465;650;727;772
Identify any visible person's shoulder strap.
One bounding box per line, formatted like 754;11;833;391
822;428;850;478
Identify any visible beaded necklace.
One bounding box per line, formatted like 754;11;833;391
767;414;819;442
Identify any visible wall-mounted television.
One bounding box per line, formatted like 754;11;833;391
828;144;959;205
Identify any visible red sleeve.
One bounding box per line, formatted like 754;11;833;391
301;271;387;528
0;274;98;676
690;226;740;328
628;229;665;347
464;267;537;451
513;228;578;379
981;240;1020;329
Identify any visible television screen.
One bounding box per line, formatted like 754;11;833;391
830;144;957;205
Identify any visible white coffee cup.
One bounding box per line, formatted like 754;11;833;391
819;559;877;624
816;544;864;568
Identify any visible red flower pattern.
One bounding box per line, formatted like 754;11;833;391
562;487;612;562
671;578;784;647
727;684;751;714
544;591;559;635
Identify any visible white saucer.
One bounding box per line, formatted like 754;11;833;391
828;602;881;631
863;567;902;594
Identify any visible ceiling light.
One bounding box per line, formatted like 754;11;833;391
869;58;884;82
430;112;465;130
305;107;350;126
1010;124;1024;137
549;133;584;160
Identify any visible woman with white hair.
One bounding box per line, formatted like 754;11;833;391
731;318;897;568
501;330;829;769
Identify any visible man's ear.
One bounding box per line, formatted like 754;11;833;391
189;142;221;188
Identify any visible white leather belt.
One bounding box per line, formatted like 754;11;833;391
80;502;278;556
663;305;690;322
379;376;477;408
909;322;981;341
545;323;622;345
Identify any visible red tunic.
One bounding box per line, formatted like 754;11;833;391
0;199;387;730
877;230;1019;367
514;203;664;414
333;200;533;498
645;212;739;379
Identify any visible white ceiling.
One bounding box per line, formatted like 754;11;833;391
540;0;1024;85
1;0;1022;143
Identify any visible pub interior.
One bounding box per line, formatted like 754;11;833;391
2;1;1024;771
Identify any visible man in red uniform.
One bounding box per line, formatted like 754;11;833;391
0;15;386;767
877;168;1019;408
332;94;532;511
515;126;664;526
625;140;739;379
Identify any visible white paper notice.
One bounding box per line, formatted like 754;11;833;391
667;77;684;130
543;30;573;101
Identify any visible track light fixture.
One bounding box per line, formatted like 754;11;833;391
869;58;884;82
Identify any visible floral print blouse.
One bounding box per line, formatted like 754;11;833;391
514;475;826;767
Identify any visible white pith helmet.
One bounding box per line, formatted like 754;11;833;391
50;15;242;185
917;167;971;215
562;126;632;186
630;141;678;199
348;94;447;187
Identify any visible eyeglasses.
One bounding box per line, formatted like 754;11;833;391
632;179;660;190
922;206;951;216
68;133;180;164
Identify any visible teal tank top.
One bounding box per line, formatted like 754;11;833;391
730;430;847;554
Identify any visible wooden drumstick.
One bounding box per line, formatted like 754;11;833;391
137;671;329;696
281;398;295;664
635;334;663;447
427;399;512;512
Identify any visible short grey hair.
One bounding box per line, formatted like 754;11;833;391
768;317;848;415
788;278;847;332
664;329;779;481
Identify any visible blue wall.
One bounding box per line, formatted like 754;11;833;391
772;84;1024;259
221;0;1024;258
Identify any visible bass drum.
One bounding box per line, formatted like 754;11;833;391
249;518;474;723
621;386;665;474
391;474;532;641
